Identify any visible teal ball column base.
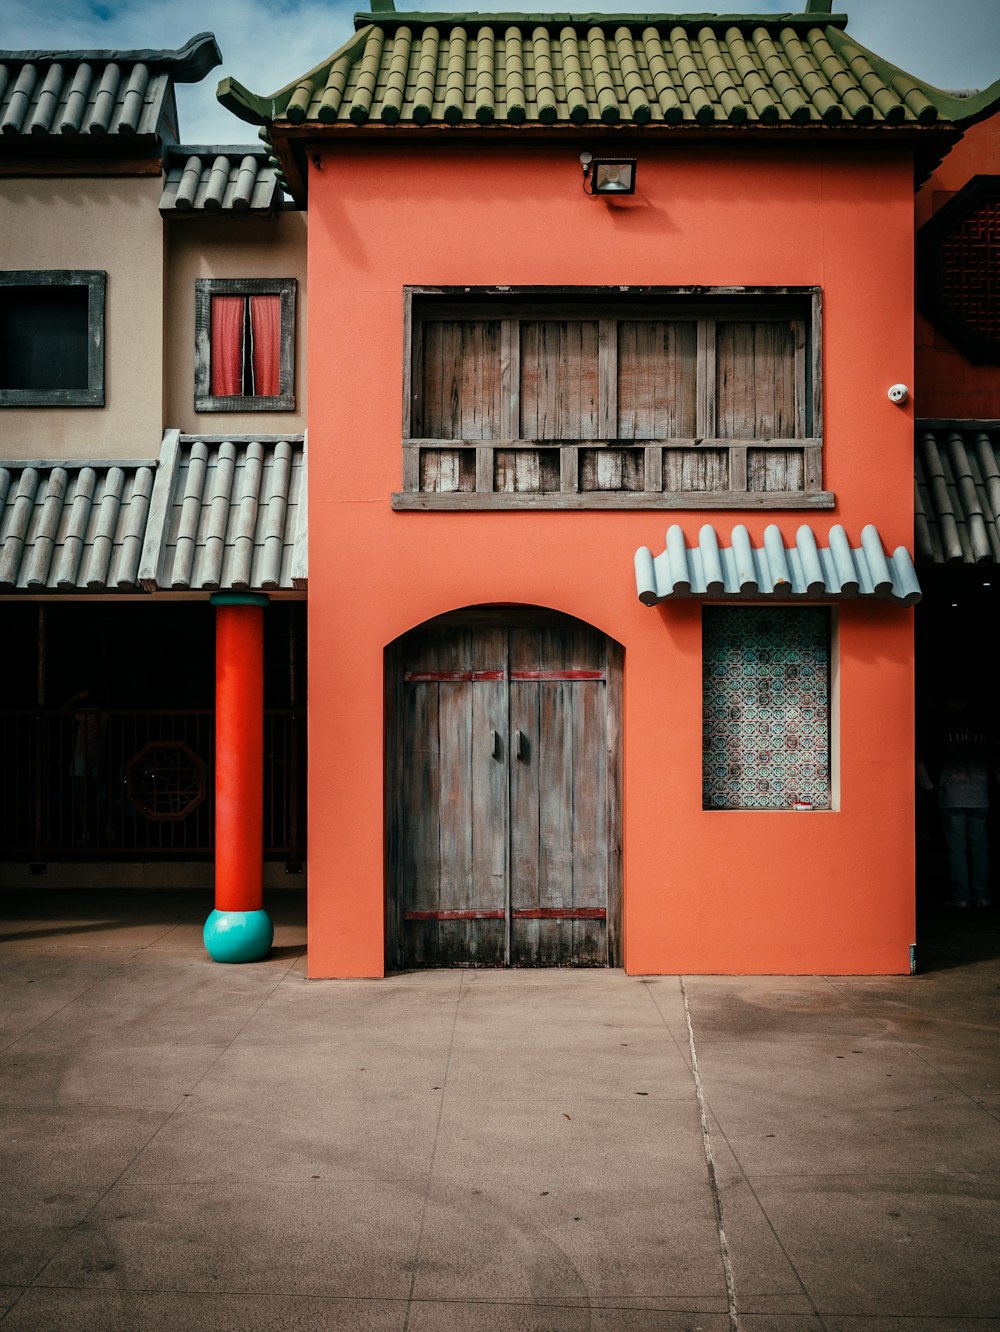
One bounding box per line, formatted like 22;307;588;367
203;909;274;963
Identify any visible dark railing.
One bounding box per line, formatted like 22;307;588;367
0;709;305;861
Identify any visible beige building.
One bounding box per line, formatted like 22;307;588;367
0;35;308;887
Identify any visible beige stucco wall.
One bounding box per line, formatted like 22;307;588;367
164;210;307;434
0;174;165;461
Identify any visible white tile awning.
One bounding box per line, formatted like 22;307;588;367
635;523;921;606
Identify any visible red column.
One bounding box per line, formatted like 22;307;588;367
215;599;264;909
205;593;272;962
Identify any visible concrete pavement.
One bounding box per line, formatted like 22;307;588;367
0;890;997;1331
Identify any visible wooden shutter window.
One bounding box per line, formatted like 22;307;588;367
399;288;828;510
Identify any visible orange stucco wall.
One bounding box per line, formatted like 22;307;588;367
916;115;1000;417
306;141;916;977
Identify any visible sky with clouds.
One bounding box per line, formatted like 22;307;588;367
3;0;1000;145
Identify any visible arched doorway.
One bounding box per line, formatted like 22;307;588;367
386;607;622;968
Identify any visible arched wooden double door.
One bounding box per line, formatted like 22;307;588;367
387;610;622;968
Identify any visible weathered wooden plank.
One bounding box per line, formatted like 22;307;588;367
571;676;606;966
598;319;617;438
520;320;599;439
500;318;519;438
405;909;506;920
605;640;624;968
509;629;541;963
402;443;420;493
804;443;823;492
618;320;698;438
415;319;502;439
530;640;575;965
510;669;604;681
644;445;663;493
419;448;475;492
716;320;796;441
560;444;579;493
810;289;823;438
476;446;494;494
697;318;716;439
434;662;473;961
392;489;836;510
793;314;807;438
580;447;644;491
662;448;729;492
400;679;440;966
729;444;748;492
470;651;508;965
747;448;804;492
494;448;559;492
511;908;606;920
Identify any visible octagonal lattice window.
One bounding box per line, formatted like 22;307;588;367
126;741;207;821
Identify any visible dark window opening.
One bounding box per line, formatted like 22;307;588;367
0;271;105;406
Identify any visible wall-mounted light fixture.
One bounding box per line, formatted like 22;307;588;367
581;152;637;196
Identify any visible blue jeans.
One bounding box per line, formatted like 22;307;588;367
941;808;990;903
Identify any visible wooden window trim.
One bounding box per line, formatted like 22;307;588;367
396;285;830;511
195;277;296;412
0;270;105;407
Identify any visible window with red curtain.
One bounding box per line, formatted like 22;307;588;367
210;294;281;398
195;278;295;412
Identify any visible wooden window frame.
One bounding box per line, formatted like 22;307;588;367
0;270;105;407
395;285;829;511
194;277;296;412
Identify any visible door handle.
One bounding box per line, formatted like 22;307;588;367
491;728;502;759
514;730;527;762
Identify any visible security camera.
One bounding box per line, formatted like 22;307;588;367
888;383;909;405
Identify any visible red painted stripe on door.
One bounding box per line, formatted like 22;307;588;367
508;670;606;681
512;908;607;920
404;670;505;682
403;909;506;921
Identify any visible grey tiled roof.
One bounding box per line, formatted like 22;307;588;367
915;421;1000;565
0;33;221;141
0;432;306;594
0;459;156;592
160;146;284;215
138;432;307;592
635;522;921;605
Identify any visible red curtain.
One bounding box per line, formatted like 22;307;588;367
249;295;281;397
210;296;245;396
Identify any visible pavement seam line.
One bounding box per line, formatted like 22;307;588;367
700;1109;831;1330
0;950;299;1320
679;975;741;1332
821;975;1000;1120
0;947;147;1057
402;969;464;1332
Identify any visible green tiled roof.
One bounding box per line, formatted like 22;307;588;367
219;10;1000;133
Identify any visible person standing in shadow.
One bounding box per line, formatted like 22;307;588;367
920;689;996;909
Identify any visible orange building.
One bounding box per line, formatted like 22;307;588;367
219;1;1000;977
5;6;999;976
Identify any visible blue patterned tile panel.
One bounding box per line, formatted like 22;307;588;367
703;607;831;810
